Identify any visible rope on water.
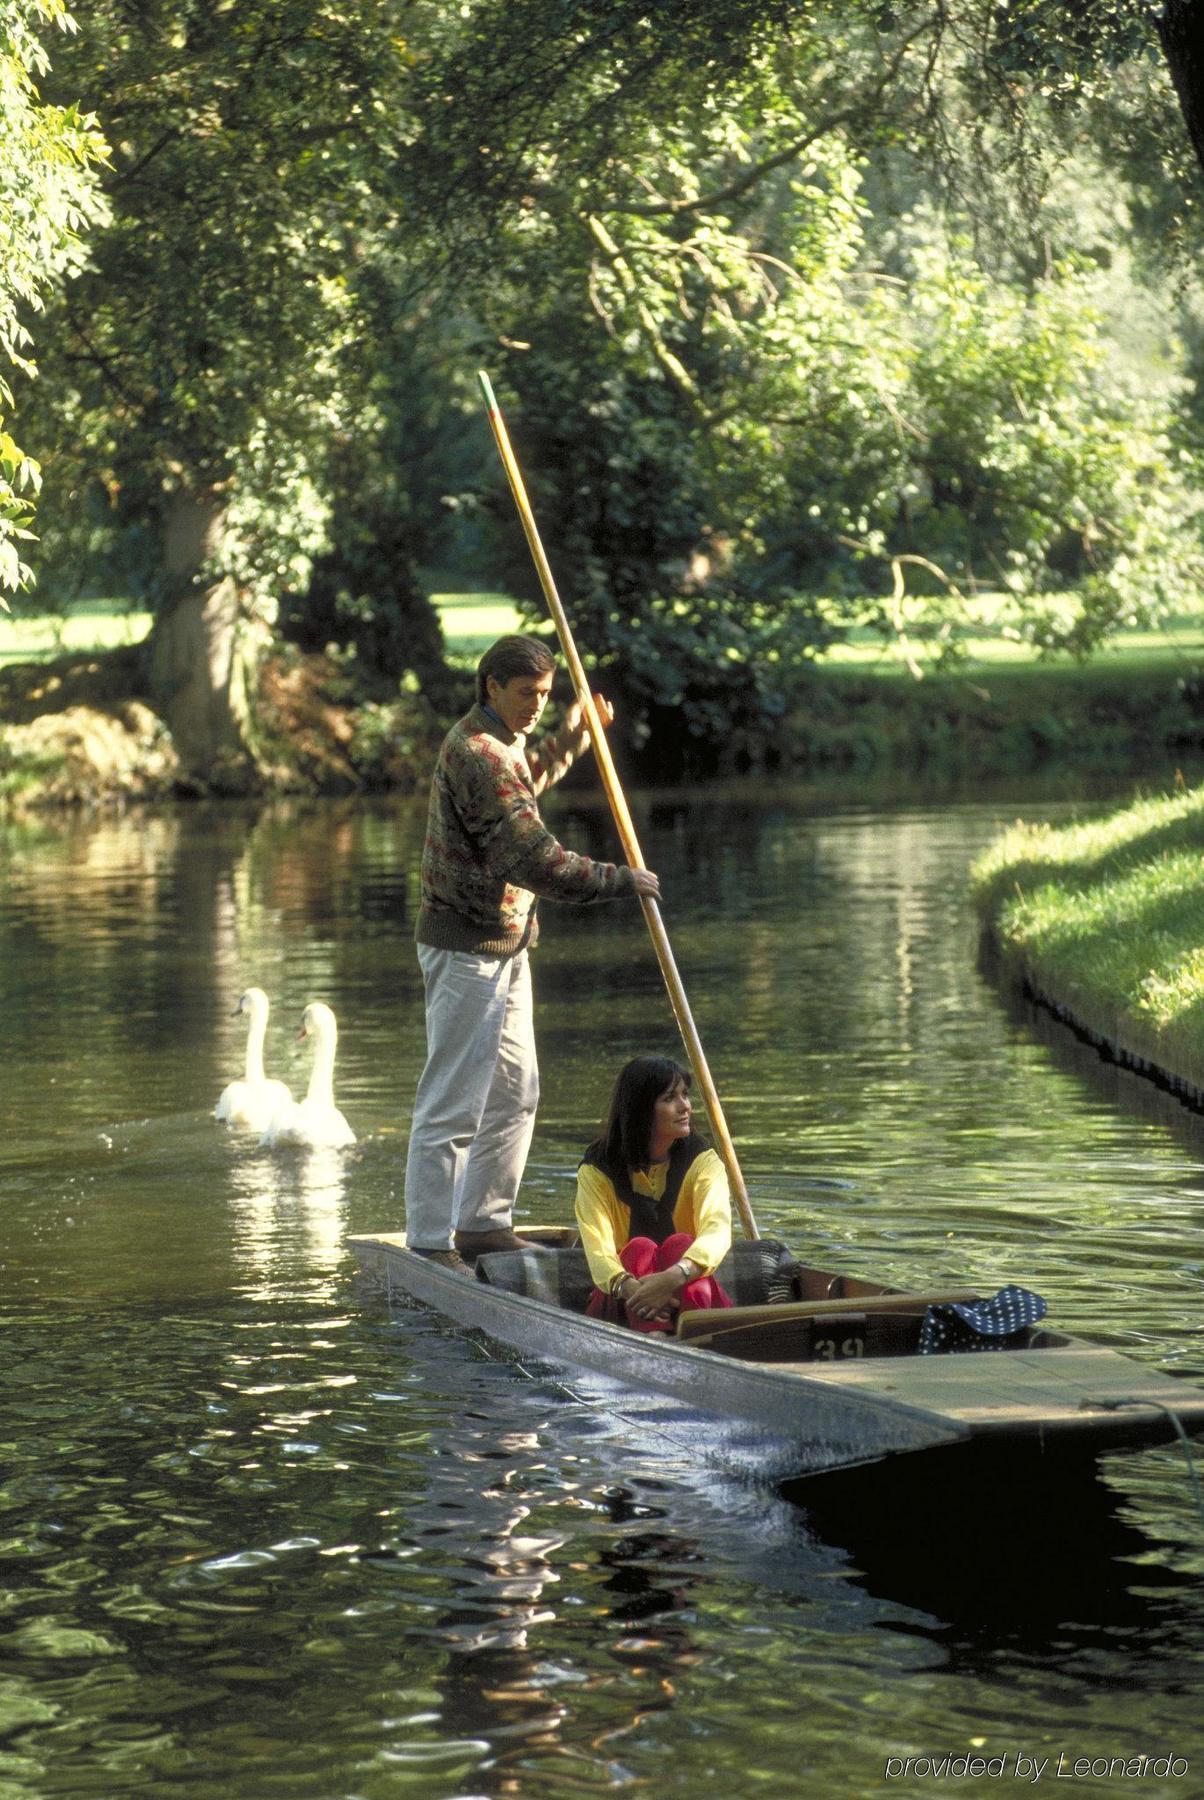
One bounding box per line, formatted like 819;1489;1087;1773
1080;1396;1204;1523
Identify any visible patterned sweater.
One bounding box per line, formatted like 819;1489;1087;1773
415;703;637;955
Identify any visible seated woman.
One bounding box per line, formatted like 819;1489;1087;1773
575;1056;733;1333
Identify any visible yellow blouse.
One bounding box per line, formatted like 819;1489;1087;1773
574;1148;733;1292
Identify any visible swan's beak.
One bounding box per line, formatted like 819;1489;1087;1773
295;1023;309;1042
231;1002;245;1017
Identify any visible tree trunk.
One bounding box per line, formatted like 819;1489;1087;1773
145;484;267;789
1159;0;1204;175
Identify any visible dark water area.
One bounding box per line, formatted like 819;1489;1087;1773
3;769;1204;1797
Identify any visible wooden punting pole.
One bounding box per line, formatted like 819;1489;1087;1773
479;370;758;1239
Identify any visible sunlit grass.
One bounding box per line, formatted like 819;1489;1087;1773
433;592;524;663
0;600;153;665
976;788;1204;891
0;592;524;669
823;630;1204;671
821;597;1204;672
5;589;1203;684
974;787;1204;1039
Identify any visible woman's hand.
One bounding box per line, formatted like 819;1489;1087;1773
622;1264;689;1323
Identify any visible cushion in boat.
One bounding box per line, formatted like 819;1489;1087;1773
713;1238;801;1308
475;1247;596;1311
475;1237;800;1313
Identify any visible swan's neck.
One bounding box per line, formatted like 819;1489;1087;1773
305;1031;337;1105
244;1008;268;1084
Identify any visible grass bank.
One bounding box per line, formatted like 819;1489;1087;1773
434;599;1204;773
432;597;1204;773
973;786;1204;1104
0;598;153;666
783;622;1204;771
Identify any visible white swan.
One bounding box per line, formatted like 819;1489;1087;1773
260;1001;356;1150
214;988;293;1133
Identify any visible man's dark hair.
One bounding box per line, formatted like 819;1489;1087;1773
476;634;556;704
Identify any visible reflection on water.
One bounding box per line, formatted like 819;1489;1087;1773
228;1143;352;1297
3;778;1204;1795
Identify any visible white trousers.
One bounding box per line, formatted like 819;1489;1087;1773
403;946;539;1249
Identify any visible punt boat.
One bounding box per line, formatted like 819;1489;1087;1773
348;1228;1204;1482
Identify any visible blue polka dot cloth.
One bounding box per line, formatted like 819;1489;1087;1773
919;1285;1047;1356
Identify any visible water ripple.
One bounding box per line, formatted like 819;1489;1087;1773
3;787;1204;1795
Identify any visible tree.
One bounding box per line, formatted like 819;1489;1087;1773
400;0;1204;240
471;95;873;754
0;0;106;602
1159;0;1204;172
277;281;481;707
33;2;415;782
974;0;1204;184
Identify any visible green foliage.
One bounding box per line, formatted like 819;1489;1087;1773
471;102;879;747
818;249;1204;654
277;300;488;699
473;82;1203;751
0;0;107;598
986;1;1166;98
402;0;820;256
29;1;415;618
345;692;441;791
279;503;445;695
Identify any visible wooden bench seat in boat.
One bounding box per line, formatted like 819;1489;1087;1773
475;1237;803;1312
676;1290;983;1362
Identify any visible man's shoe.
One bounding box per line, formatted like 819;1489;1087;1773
410;1246;473;1275
453;1226;539;1263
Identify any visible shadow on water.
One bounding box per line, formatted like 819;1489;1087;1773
785;1440;1197;1659
991;964;1204;1157
371;1291;1201;1647
369;1496;720;1795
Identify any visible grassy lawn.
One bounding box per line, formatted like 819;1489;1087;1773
5;590;1203;685
818;593;1204;673
433;592;524;663
0;592;524;668
973;787;1204;1088
824;625;1204;673
0;599;154;666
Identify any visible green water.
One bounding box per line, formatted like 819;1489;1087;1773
3;778;1204;1798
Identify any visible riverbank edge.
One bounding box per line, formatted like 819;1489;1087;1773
0;647;446;811
975;929;1204;1111
4;640;1204;809
973;783;1204;1110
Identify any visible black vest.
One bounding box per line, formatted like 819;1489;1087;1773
580;1132;710;1244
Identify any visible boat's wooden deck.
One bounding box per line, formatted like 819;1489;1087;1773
781;1341;1204;1434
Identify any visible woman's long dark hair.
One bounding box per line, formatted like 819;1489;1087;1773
585;1056;694;1176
